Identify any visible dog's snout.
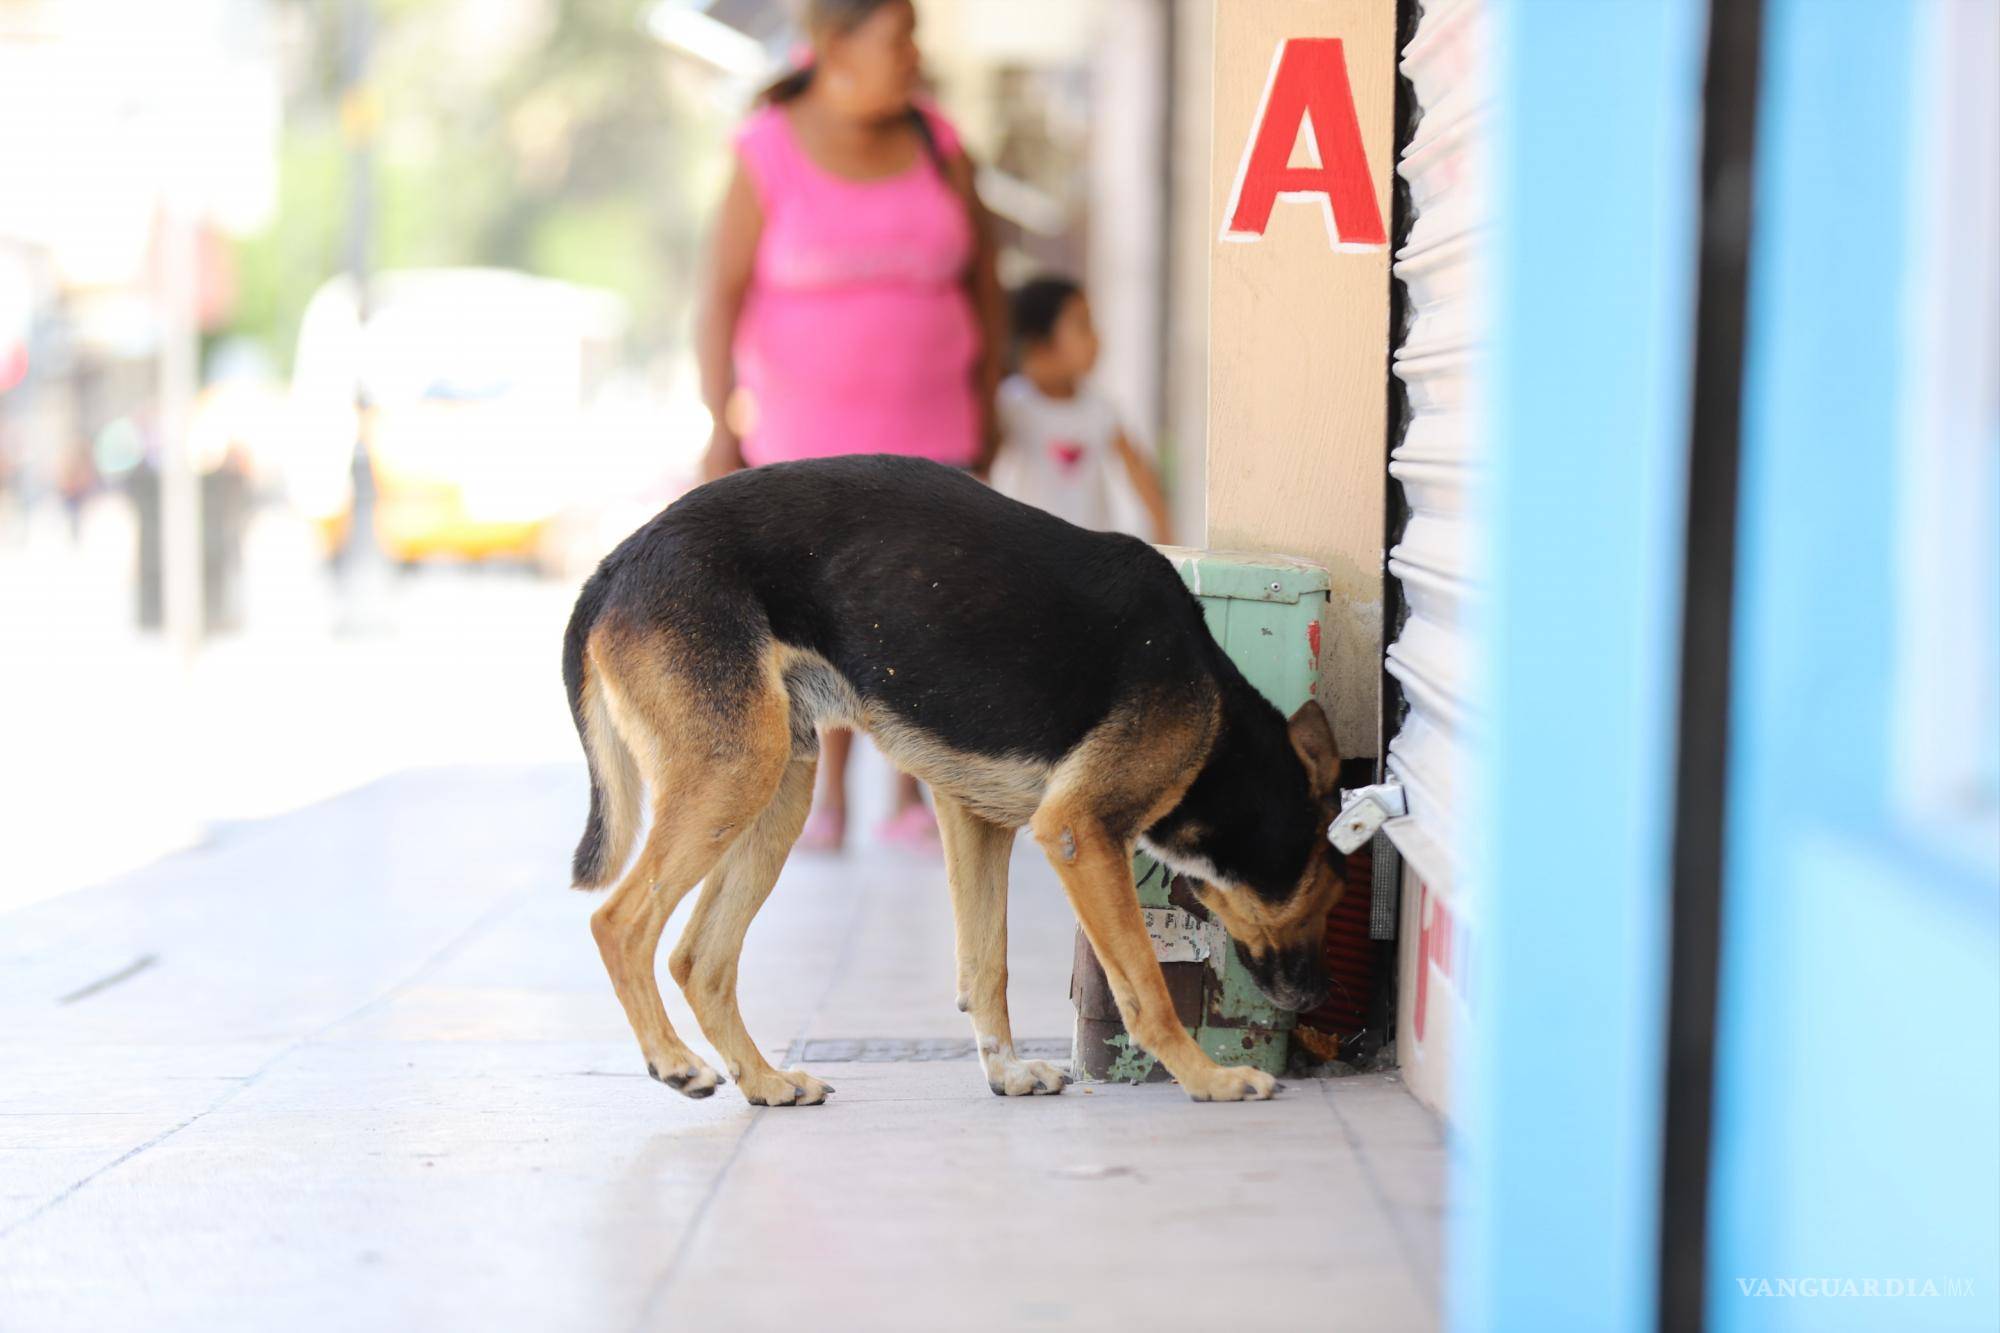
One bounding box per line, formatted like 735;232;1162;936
1288;975;1334;1011
1234;940;1333;1013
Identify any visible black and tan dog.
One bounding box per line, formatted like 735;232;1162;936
563;455;1343;1105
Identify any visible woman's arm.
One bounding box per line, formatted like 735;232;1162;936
949;153;1007;477
696;161;763;481
1113;430;1175;545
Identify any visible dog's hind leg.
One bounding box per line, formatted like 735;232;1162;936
668;754;827;1107
587;635;791;1099
589;815;729;1097
935;794;1066;1096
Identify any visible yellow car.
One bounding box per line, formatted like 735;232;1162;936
287;268;626;568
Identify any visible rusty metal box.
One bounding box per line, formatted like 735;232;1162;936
1070;548;1331;1082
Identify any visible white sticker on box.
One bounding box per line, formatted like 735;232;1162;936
1143;907;1223;963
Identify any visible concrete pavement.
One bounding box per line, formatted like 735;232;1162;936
1;759;1445;1331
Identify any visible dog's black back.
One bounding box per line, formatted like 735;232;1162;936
575;455;1217;761
566;454;1328;921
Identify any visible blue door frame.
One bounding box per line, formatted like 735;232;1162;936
1456;2;1705;1329
1458;2;2000;1331
1706;2;1999;1328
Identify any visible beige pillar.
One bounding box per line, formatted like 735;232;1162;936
157;200;203;664
1205;0;1395;759
1088;0;1170;452
1167;0;1216;547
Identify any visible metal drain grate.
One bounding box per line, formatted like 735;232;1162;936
782;1037;1073;1064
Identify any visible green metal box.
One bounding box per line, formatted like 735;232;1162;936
1070;548;1332;1082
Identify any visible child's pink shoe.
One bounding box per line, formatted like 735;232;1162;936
876;802;940;851
796;806;846;854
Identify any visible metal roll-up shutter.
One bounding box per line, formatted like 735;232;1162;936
1386;0;1487;1113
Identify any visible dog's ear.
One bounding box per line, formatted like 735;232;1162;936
1287;700;1341;800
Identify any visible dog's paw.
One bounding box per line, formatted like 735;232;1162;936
1184;1065;1281;1103
647;1057;723;1100
738;1067;834;1107
986;1057;1071;1097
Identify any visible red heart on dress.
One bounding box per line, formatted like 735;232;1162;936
1050;441;1086;472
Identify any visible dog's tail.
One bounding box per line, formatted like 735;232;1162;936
564;569;641;890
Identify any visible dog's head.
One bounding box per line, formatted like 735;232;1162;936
1183;700;1345;1012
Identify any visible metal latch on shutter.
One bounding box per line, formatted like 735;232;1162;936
1329;782;1408;853
1329;782;1409;942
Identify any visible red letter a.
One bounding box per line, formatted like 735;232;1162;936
1222;38;1385;249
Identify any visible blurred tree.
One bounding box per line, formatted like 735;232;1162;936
229;0;733;373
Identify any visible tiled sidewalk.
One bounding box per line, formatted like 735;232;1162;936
0;763;1444;1331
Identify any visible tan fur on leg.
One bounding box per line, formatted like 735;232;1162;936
587;627;792;1098
670;756;831;1107
1031;806;1276;1102
589;795;736;1099
935;794;1066;1096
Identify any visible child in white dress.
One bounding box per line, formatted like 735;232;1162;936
991;276;1173;542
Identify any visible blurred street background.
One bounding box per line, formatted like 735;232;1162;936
0;0;1168;912
1;7;1452;1331
12;2;1989;1329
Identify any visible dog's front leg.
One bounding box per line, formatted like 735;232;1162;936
1031;807;1278;1102
935;794;1067;1096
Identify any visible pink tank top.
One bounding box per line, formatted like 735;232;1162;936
732;103;980;468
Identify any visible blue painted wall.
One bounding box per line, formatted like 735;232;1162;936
1455;3;1705;1330
1458;2;2000;1331
1707;2;2000;1328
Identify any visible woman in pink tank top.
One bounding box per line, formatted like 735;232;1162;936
695;0;1004;849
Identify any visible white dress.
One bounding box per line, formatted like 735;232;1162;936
992;375;1149;536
